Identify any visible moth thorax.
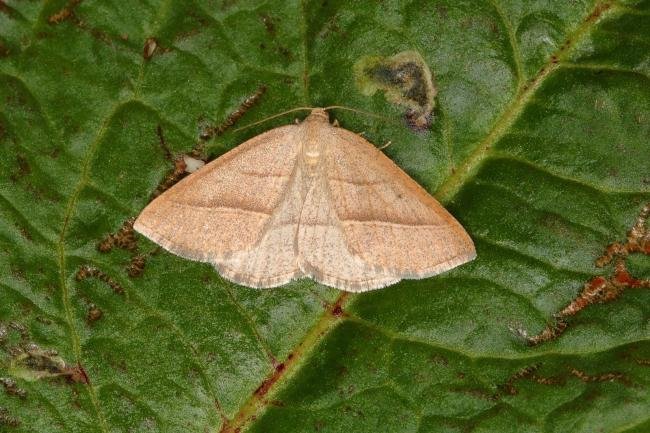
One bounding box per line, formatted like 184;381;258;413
301;134;322;177
303;147;321;176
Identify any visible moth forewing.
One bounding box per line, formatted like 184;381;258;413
134;108;475;291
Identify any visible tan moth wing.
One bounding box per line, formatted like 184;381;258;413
134;125;303;288
135;108;476;291
297;167;400;292
323;126;476;279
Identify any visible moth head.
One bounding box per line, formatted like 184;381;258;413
305;108;330;123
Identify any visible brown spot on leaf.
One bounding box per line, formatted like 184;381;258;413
65;363;90;384
143;37;158;60
200;85;267;140
253;376;276;398
72;16;113;46
569;367;629;385
585;2;612;23
152;157;188;199
156;124;173;161
86;304;103;324
330;295;347;318
98;218;137;252
8;343;89;386
149;124;202;199
354;51;437;131
0;407;20;427
497;364;564;396
518;203;650;346
48;2;119;46
76;265;125;295
126;254;147;277
11;347;89;383
597;203;650;265
89;212;157;300
0;377;27;399
492;363;629;401
48;0;83;24
259;13;276;36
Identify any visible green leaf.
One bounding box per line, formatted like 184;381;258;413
1;1;649;432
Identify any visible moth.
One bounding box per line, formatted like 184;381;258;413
134;109;475;292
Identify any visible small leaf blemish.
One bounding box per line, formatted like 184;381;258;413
86;304;103;324
200;85;267;140
0;407;20;428
259;13;276;36
569;367;629;385
126;254;147;277
518;203;650;346
0;377;27;399
497;364;564;396
98;218;137;252
354;50;437;131
143;37;158;60
48;0;82;25
76;265;125;295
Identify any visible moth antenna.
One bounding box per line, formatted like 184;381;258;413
378;140;392;150
233;107;315;132
323;105;399;125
